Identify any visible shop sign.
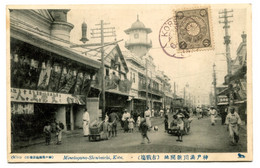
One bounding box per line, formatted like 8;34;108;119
217;95;228;103
11;103;34;114
11;88;84;105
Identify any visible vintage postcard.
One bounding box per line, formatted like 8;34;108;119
6;4;252;162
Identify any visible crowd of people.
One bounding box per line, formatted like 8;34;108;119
43;105;243;146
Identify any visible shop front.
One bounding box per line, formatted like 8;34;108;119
9;37;100;146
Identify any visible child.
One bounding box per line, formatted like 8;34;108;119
176;115;184;142
164;115;169;132
139;118;151;144
43;121;52;145
128;116;135;133
56;121;64;145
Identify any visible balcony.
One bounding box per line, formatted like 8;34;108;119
138;83;163;96
125;40;152;49
92;75;132;94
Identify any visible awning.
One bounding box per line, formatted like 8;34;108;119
218;87;229;96
234;100;246;104
217;102;229;106
106;89;131;97
10;22;101;70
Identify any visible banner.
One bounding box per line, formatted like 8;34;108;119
11;88;85;105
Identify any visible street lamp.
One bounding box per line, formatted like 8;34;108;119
80;21;89;43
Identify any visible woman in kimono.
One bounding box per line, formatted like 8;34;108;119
82;108;90;137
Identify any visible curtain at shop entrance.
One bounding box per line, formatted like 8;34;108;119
11;103;58;144
133;99;146;117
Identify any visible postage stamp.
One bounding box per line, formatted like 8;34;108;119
174;7;214;53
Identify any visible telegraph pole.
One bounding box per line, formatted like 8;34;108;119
72;20;119;120
91;20;116;120
219;9;233;108
213;63;217;107
219;9;233;76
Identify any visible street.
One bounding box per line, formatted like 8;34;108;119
14;115;247;153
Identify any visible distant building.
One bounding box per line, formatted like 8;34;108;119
123;16;173;115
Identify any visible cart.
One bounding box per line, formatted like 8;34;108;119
88;121;103;141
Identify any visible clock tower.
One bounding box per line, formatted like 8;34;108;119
125;15;152;57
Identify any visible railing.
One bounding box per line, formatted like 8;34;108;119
92;75;132;94
138;83;163;96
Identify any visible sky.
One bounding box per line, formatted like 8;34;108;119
67;4;248;103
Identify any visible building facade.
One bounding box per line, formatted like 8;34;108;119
9;9;101;146
123;16;174;116
219;32;247;123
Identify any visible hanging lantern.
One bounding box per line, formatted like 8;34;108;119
42;62;46;70
53;63;58;72
73;70;77;76
14;54;19;63
78;72;83;78
30;59;35;67
62;67;67;74
34;60;39;68
80;21;89;43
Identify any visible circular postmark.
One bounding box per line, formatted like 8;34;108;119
159;17;186;59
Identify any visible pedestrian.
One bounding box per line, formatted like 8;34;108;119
160;108;164;118
144;106;152;128
209;106;217;125
109;111;119;137
56;121;64;145
122;109;130;133
139;118;151;144
128;115;135;133
43;121;52;145
176;114;184;142
136;115;141;128
226;107;242;145
101;118;109;140
197;107;202;119
133;110;138;126
220;107;228;125
151;108;154;117
82;108;90;137
164;114;169;132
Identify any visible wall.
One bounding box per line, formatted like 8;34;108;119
87;98;100;123
55;106;66;130
74;106;85;129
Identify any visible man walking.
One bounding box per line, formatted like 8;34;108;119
82;108;90;137
144;106;152;128
109;111;119;137
226;107;242;145
209;106;217;125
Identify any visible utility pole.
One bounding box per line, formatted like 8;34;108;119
91;20;116;120
72;20;119;120
219;9;233;108
219;9;233;76
213;63;217;107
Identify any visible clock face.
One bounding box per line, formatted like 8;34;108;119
134;33;139;39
